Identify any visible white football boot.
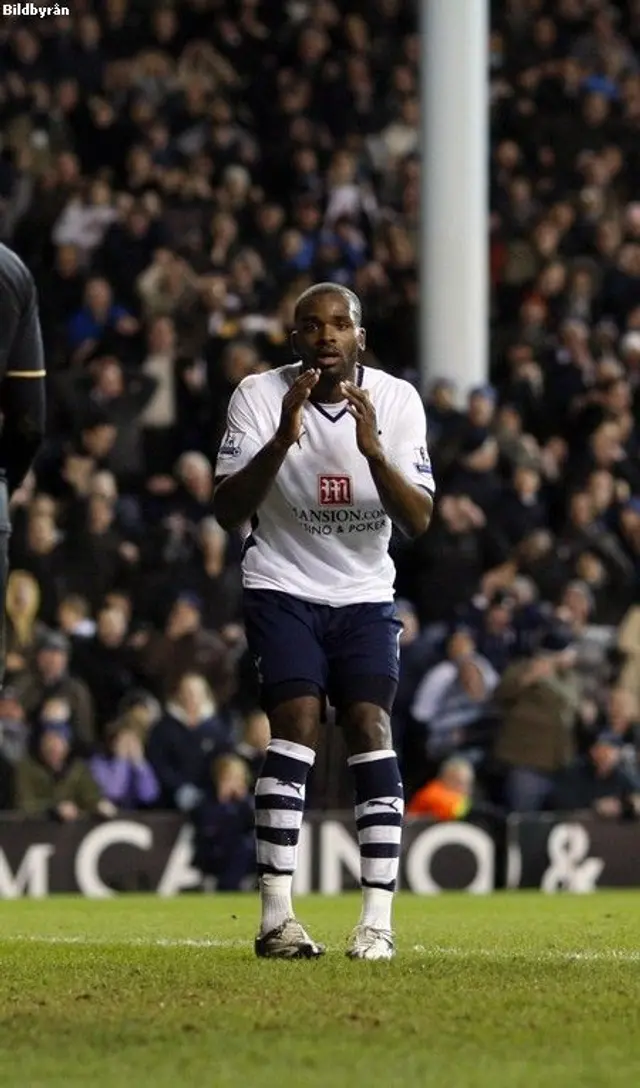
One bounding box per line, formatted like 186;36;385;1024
346;924;395;961
255;918;326;960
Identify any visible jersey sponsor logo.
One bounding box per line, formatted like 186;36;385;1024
318;475;353;506
290;505;387;537
413;446;432;475
219;429;244;459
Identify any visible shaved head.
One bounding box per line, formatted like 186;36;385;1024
294;282;363;326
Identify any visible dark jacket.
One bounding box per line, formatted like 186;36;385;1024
16;755;102;816
146;704;232;808
133;628;235;702
552;756;640;811
494;659;581;773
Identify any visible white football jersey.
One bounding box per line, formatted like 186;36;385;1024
215;362;434;606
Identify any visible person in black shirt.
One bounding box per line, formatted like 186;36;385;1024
0;243;47;686
552;733;640;819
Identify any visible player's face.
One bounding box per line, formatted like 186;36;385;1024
293;293;365;388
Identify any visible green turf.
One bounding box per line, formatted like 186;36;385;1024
0;893;639;1087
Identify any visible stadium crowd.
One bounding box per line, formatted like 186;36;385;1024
0;0;640;887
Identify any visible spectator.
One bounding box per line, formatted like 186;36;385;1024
494;630;581;812
138;316;181;473
553;733;640;819
113;689;162;746
16;720;116;821
146;672;231;811
71;605;137;734
57;594;96;642
410;630;499;764
12;509;66;626
4;570;46;679
169;518;243;633
555;579;614;703
192;754;255;890
514;530;569;604
0;689;29;809
467;386;497;430
445;431;503;515
90;721;159;810
402;496;509;625
66;277;138;366
11;630;96;750
132;592;234;702
460;589;520;674
425;379;463;448
62;495;133;614
68;359;157;486
52;180;118;264
171;452;215;528
593;687;639;747
496;465;547;547
407;757;475;821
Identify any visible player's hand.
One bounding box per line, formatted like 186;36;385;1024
118;542;140;565
616;479;631;504
6;652;26;673
97;799;117;820
115;315;139;335
341;382;383;460
520;656;555;686
147;474;175;495
595;797;622;819
276;369;320;448
458;659;486;701
182;361;207;391
220;622;246;648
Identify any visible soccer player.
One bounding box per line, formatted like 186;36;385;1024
0;243;47;687
213;282;434;960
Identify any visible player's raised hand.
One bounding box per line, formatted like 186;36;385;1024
341;382;383;460
276;369;320;447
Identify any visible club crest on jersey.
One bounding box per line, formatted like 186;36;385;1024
318;474;353;506
413;446;432;475
219;429;244;458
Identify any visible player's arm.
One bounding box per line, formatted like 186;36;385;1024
213;369;319;531
0;278;46;498
342;380;433;539
214;440;290;531
366;451;433;539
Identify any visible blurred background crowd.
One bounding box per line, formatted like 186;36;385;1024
1;0;640;888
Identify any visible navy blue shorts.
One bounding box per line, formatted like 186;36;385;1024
243;589;403;715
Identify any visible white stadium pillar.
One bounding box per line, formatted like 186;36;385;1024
420;0;490;400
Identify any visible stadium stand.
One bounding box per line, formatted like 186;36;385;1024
1;1;640;877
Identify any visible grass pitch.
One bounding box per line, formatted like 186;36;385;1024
0;893;639;1087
